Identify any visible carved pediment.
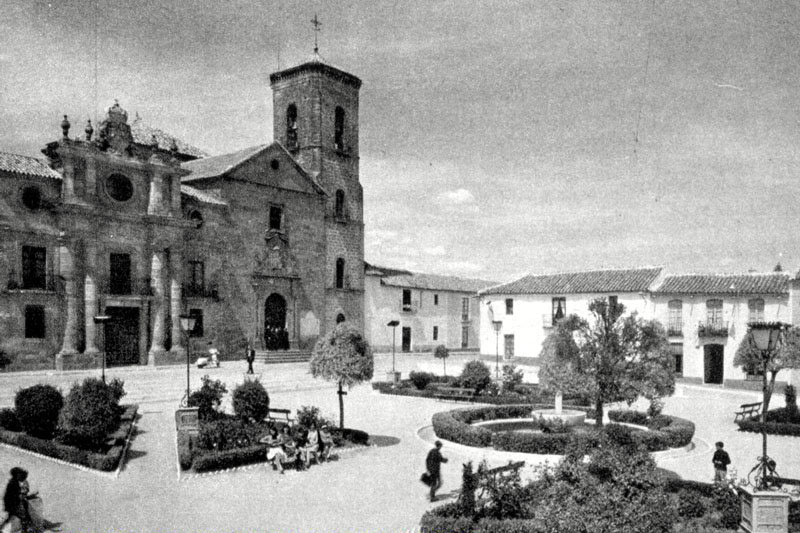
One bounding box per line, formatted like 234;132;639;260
254;230;295;276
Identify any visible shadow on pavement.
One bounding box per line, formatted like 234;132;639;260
369;435;401;447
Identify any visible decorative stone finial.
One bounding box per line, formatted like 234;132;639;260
107;99;128;124
150;134;159;148
61;115;70;138
85;119;94;141
169;137;179;153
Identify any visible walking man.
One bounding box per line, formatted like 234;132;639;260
712;441;731;484
245;344;255;374
425;440;448;502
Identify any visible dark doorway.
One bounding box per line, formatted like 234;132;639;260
264;293;289;350
401;327;411;352
336;313;346;324
105;307;140;365
704;344;724;384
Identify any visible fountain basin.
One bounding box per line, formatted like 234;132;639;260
531;409;586;427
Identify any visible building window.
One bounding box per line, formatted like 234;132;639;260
706;299;723;327
433;326;439;341
748;298;765;323
286;104;298;148
188;260;204;294
434;294;439;306
461;326;469;348
105;174;134;202
670;343;683;375
402;289;412;312
461;297;469;321
552;297;566;323
21;186;42;210
109;253;132;295
24;305;45;338
335;190;346;219
505;298;514;315
504;334;515;358
334;106;345;150
21;245;46;290
608;295;618;308
668;299;683;335
189;308;203;337
269;205;283;231
270;159;280;171
336;313;346;324
335;258;345;289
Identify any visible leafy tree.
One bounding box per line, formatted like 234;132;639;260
734;325;800;413
188;375;228;421
59;378;123;450
232;379;270;421
460;360;492;393
501;364;524;394
434;344;449;376
539;298;675;426
310;323;374;428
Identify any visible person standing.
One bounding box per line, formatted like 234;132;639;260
712;441;731;484
425;441;448;502
245;344;255;375
208;342;220;368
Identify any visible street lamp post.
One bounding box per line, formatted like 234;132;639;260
492;320;503;381
387;320;400;385
179;314;197;406
93;314;112;383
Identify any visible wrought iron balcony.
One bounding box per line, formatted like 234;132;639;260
667;321;683;337
697;320;729;337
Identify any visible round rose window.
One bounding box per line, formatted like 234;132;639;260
105;174;133;202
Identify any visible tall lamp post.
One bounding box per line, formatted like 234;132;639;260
747;321;786;489
492;320;503;381
93;314;111;383
179;313;197;406
387;320;400;385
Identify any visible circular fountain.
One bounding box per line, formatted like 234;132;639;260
531;391;586;427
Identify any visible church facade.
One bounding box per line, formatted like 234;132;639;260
0;59;364;371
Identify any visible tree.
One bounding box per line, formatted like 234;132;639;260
734;325;800;413
434;344;449;376
310;323;374;428
539;298;675;426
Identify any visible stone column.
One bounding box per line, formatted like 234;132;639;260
170;176;181;216
169;249;184;355
62;161;75;202
83;241;99;355
85;157;96;198
56;235;79;368
147;171;164;215
148;250;167;364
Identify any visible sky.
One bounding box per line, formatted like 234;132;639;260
1;0;799;283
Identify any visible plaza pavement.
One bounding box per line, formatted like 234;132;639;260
0;353;798;533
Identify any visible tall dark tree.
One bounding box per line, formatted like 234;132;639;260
539;298;675;426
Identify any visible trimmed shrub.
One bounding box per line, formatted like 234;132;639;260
0;408;21;432
58;378;123;450
410;371;437;390
232;380;270;421
419;511;474;533
198;416;264;451
737;417;800;436
431;411;493;448
677;489;706;518
786;384;797;413
335;427;370;446
15;384;64;439
188;375;227;421
106;378;126;403
460;361;492;393
192;445;266;473
501;364;524;394
473;519;543;533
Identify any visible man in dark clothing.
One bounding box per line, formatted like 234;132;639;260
425;440;448;502
712;441;731;483
1;467;24;531
245;345;256;375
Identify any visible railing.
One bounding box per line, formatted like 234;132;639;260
667;321;683;337
401;304;416;313
697;320;729;337
5;271;61;292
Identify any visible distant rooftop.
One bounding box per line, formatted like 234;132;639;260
182;144;267;182
655;273;789;296
481;267;664;295
376;268;496;293
0;151;61;180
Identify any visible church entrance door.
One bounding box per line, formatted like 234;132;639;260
264;293;289;350
105;307;140;365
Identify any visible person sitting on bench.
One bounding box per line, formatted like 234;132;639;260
280;426;302;470
301;423;321;468
260;427;288;474
318;424;335;461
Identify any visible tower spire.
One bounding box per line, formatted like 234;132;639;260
311;13;322;55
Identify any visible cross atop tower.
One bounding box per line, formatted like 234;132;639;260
311;14;322;55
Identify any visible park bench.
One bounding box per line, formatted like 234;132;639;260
433;387;475;402
266;408;295;424
480;460;526;482
734;402;762;422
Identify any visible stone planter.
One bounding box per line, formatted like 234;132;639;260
738;484;789;533
386;371;401;384
175;407;200;434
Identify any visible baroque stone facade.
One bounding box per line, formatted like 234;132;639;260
0;59;365;371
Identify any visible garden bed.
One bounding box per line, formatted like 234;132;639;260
372;379;590;406
737;407;800;437
0;403;138;472
431;405;695;454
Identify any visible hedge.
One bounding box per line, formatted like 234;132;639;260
737;417;800;437
373;381;591;407
431;406;695;454
0;404;137;471
192;445;267;473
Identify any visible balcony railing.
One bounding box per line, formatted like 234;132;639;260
5;271;61;292
667;321;683;337
183;283;219;300
697;320;729;337
401;303;416;313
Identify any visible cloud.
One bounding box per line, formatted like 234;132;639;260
438;188;475;205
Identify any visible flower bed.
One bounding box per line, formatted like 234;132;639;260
0;404;138;472
430;405;695;454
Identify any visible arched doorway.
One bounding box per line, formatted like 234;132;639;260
264;293;289;350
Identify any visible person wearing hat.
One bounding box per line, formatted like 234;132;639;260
425;441;448;502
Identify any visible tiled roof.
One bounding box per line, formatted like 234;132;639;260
182;144;267;182
130;117;209;159
381;272;497;293
364;262;412;277
655;273;789;296
180;185;227;206
0;151;61;180
481;267;663;295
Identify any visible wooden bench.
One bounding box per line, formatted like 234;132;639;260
734;402;762;422
433;387;475;402
480;460;526;481
266;408;294;424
